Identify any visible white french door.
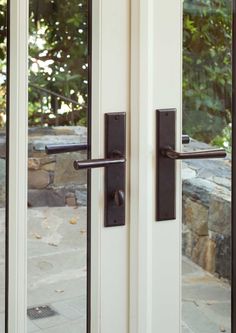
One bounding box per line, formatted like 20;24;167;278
6;0;184;332
8;0;130;332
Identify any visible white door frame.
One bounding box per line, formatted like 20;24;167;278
91;0;130;332
7;0;182;332
152;1;182;331
130;0;182;332
8;0;131;332
8;0;28;332
130;0;154;331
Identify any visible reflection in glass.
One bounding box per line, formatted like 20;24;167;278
0;0;7;331
182;1;232;332
27;1;89;332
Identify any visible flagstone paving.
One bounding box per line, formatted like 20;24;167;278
182;257;231;333
26;207;87;333
0;207;232;332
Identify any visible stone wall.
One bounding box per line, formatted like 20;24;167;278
0;130;232;280
182;141;231;281
0;126;88;208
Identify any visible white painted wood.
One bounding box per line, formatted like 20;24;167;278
8;0;28;332
90;2;102;330
130;0;182;332
91;0;130;332
152;1;182;331
130;0;154;332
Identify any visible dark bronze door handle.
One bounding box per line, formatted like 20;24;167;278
45;145;125;170
161;147;226;160
74;156;125;170
45;143;88;154
156;109;227;222
182;134;190;144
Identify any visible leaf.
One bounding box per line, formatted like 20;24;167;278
69;217;78;225
32;232;42;240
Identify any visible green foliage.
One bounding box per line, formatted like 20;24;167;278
28;0;89;126
183;0;232;148
0;0;89;128
0;0;233;145
0;0;7;127
211;122;232;152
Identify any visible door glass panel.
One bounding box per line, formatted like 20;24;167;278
182;1;232;332
27;1;89;332
0;0;7;331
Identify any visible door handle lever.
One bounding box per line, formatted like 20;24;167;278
74;156;125;170
45;143;88;154
161;147;226;160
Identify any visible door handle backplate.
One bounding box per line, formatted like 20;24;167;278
103;112;126;227
156;109;226;221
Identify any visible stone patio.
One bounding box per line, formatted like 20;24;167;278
27;207;87;333
0;207;232;332
182;257;231;333
0;206;87;332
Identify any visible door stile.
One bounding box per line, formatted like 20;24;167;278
8;0;28;332
152;1;182;331
130;0;182;332
91;1;130;332
130;0;154;332
90;1;102;330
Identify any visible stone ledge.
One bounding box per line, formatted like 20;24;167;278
0;126;87;208
182;140;231;280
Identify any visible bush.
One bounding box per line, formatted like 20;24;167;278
183;0;232;149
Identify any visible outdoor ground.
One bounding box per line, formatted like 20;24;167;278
182;257;231;333
0;207;232;332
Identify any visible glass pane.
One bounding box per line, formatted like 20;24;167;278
182;1;232;332
0;0;7;331
27;1;89;332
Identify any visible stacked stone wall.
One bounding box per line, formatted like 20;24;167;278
0;131;232;280
182;141;231;280
0;126;88;208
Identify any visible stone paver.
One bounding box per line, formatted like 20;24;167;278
27;207;87;332
27;318;41;333
0;207;232;332
182;257;231;333
40;319;85;333
0;312;5;333
182;321;194;333
51;295;86;320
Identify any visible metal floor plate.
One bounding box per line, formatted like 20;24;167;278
27;305;58;320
